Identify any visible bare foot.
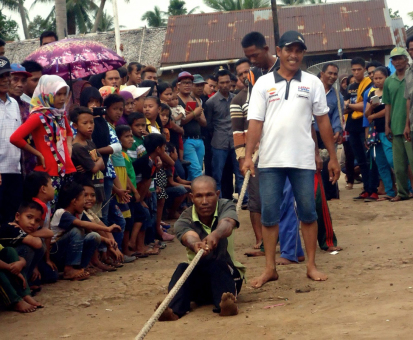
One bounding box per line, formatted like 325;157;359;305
276;257;299;265
14;300;37;313
63;268;90;281
251;268;279;289
156;302;179;321
307;266;328;281
23;295;43;308
93;260;117;272
326;246;343;251
298;256;305;262
253;241;262;249
219;292;238;316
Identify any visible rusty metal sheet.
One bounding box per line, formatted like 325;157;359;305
161;0;397;65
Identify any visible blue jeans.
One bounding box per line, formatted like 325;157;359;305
102;176;114;226
349;131;379;194
211;147;245;202
174;159;186;180
108;199;126;251
375;133;395;197
260;168;317;225
183;139;205;180
50;227;101;269
16;243;45;280
278;178;304;262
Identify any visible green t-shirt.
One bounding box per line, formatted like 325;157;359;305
382;73;407;136
122;152;136;188
127;136;146;162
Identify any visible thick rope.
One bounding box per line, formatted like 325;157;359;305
236;152;259;213
135;249;205;340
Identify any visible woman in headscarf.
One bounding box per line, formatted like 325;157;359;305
10;75;76;210
118;90;134;125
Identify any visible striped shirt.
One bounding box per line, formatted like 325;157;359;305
230;88;249;160
0;95;21;174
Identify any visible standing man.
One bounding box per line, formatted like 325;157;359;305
177;71;207;180
205;69;245;202
243;31;340;286
0;57;23;224
0;39;5;56
101;69;121;89
316;63;343;198
39;31;58;46
404;37;413;151
345;58;376;201
124;62;142;88
384;47;413;202
204;75;217;98
21;61;43;103
8;64;36;178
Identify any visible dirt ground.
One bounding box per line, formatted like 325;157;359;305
2;177;413;340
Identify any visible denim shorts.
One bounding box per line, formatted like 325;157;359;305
259;168;317;226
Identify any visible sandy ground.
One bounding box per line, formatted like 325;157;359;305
2;177;413;340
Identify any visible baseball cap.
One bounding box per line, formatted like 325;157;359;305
193;74;206;84
177;71;194;82
122;85;151;99
0;56;13;76
11;63;32;77
278;30;307;50
390;47;409;58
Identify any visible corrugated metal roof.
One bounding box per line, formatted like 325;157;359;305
161;0;395;65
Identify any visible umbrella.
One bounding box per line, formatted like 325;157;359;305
25;38;126;80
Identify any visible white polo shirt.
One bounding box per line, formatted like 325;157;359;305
248;69;329;170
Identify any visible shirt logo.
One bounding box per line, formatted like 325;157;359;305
298;86;310;93
267;87;277;95
0;60;7;68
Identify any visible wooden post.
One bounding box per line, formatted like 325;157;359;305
271;0;280;48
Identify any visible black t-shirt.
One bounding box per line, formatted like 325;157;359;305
92;116;110;170
178;95;201;138
345;82;363;133
133;154;155;181
368;90;386;133
71;140;105;203
0;223;27;247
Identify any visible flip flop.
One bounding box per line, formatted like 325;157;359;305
377;196;394;201
131;252;149;258
145;246;160;255
63;269;90;281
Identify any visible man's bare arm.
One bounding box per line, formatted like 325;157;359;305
241;120;263;177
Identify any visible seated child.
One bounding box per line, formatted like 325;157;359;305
70;107;106;212
116;125;151;257
0;245;42;313
164;143;191;219
50;182;121;281
0;201;50;286
22;171;58;286
82;181;122;271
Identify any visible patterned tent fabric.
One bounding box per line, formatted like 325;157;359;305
25;38;126;80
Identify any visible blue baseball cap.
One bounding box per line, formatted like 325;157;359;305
11;63;32;77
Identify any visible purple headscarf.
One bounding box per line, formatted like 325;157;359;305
118;90;134;125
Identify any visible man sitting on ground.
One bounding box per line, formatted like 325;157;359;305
159;176;245;320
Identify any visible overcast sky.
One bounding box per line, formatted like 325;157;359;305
3;0;413;40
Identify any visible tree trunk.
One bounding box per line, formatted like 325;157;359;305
67;11;76;35
18;0;30;39
91;0;106;33
55;0;68;39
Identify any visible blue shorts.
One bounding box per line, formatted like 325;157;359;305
259;168;317;226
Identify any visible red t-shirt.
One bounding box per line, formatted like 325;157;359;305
10;114;76;177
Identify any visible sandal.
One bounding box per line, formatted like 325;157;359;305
390;196;407;202
145;246;160;255
63;269;90;281
131;252;149;258
377;196;394;201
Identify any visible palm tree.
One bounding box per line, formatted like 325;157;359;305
32;0;97;35
141;6;167;27
0;0;30;39
90;0;129;34
167;0;199;16
203;0;270;11
55;0;67;38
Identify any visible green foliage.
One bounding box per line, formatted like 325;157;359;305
389;8;401;19
28;15;56;38
0;9;20;41
203;0;270;11
141;6;167;27
167;0;199;16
